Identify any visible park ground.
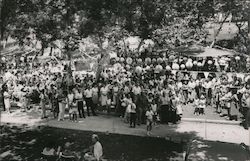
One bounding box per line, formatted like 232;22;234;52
0;104;249;161
0;104;248;145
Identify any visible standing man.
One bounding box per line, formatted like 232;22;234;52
243;85;250;130
136;90;148;125
132;83;141;103
84;134;103;161
58;89;67;121
0;77;5;111
84;85;97;116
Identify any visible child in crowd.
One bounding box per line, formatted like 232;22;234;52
70;99;78;122
106;95;112;114
215;86;222;114
151;100;158;125
199;95;206;115
175;94;183;121
129;101;137;128
124;95;132;123
145;107;154;136
194;97;200;116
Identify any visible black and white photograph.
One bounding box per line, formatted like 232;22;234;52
0;0;250;160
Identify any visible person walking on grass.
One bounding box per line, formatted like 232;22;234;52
146;107;154;136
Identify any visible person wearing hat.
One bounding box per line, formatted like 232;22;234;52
84;134;103;161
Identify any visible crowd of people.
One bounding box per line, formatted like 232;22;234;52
0;49;250;133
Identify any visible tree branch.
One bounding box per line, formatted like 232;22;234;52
212;12;231;47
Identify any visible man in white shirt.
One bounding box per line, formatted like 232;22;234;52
132;83;141;103
84;86;97;116
132;84;141;96
84;134;103;161
93;134;103;161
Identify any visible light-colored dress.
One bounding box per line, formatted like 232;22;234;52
92;87;99;105
188;81;196;101
100;86;109;106
113;86;119;105
4;91;11;111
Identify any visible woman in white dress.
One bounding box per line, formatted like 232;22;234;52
112;82;119;106
188;78;196;103
91;84;99;109
3;87;11;114
100;83;109;110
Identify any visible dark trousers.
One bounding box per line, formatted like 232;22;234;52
160;105;170;124
77;101;85;118
85;97;96;116
53;100;59;118
169;109;177;123
207;88;212;105
136;108;143;125
72;113;77;121
130;113;136;127
0;95;5;111
183;90;188;103
245;108;250;128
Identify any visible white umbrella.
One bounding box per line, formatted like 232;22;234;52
139;39;155;52
124;36;141;50
192;47;235;57
79;37;99;52
3;71;14;81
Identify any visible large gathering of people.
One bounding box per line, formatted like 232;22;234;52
0;48;250;133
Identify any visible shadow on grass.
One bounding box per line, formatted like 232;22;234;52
1;121;248;161
0;124;196;161
186;140;250;161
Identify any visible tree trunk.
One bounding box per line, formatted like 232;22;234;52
212;12;231;46
137;38;144;53
49;47;53;56
248;17;250;34
41;46;45;56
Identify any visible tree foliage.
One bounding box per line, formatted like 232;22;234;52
1;0;249;55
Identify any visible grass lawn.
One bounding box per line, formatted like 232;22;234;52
0;125;185;161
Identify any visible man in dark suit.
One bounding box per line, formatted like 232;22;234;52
0;78;6;111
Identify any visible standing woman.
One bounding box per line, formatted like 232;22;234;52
67;90;74;119
40;89;47;119
112;82;119;108
75;88;85;118
100;83;109;111
3;86;11;114
58;89;67;121
91;83;99;113
188;78;196;103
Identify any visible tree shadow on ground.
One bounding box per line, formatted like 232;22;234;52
186;139;250;161
1;114;248;161
0;124;196;161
